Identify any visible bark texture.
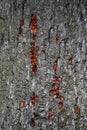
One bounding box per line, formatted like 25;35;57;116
0;0;87;130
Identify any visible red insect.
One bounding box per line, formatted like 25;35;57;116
56;34;61;44
17;33;21;38
17;26;23;38
48;109;53;120
29;21;36;29
19;100;25;108
31;58;38;65
29;14;37;34
53;77;62;82
31;14;36;20
34;46;39;53
41;50;45;54
53;57;58;74
31;46;36;52
51;83;58;90
53;63;58;73
68;57;72;65
58;102;63;109
72;66;76;72
49;90;54;98
59;96;64;102
30;33;36;40
31;63;37;75
30;97;35;105
30;42;35;47
53;77;58;82
56;39;61;44
56;94;60;99
19;26;22;33
57;77;62;82
34;27;37;34
75;106;80;115
30;118;35;127
29;43;38;75
35;95;39;102
51;84;56;90
20;18;24;25
30;92;39;105
56;87;62;93
28;51;34;57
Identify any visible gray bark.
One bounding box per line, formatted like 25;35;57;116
0;0;87;130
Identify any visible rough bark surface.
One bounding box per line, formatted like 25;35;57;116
0;0;87;130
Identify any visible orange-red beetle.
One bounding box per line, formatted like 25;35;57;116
56;34;61;44
56;39;61;44
54;83;59;90
51;83;58;90
53;77;62;82
31;46;35;50
59;96;64;102
49;90;56;98
19;100;25;108
29;14;37;34
20;18;24;25
48;109;53;120
30;42;35;46
75;106;80;115
41;50;45;54
17;33;21;38
30;118;35;127
35;46;39;52
53;57;58;73
56;94;60;99
57;77;62;82
30;97;35;105
29;22;37;32
29;23;34;30
53;77;57;82
68;57;72;65
34;28;37;34
30;92;39;104
30;33;36;40
56;87;62;93
28;51;34;57
49;90;54;98
31;14;36;20
35;95;39;102
53;63;57;69
58;102;63;109
19;26;22;33
72;66;76;72
51;84;55;90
